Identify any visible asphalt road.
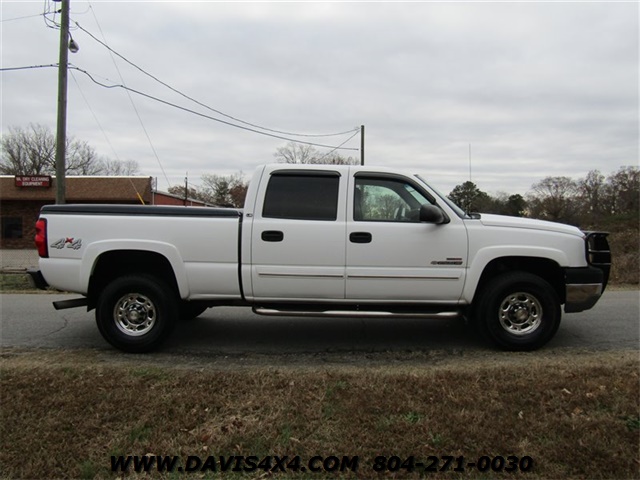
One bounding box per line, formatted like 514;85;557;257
1;290;638;355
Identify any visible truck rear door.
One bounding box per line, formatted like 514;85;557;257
247;168;347;301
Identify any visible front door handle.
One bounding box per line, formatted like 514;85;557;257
261;230;284;242
350;232;372;244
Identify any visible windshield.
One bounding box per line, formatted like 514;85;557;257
415;174;468;219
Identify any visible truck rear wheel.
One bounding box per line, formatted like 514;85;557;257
476;272;561;351
96;274;178;353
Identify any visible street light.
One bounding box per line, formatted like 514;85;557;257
68;33;80;53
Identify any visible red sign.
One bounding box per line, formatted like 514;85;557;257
15;175;52;188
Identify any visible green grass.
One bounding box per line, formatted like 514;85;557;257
1;348;638;479
0;272;35;291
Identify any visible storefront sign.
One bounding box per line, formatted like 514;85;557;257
15;175;52;188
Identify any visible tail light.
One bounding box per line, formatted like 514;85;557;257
35;218;48;258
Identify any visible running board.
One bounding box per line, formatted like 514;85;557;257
53;297;88;310
253;307;461;320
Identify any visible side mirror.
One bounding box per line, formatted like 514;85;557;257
420;204;448;224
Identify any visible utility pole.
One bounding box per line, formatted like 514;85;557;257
360;125;365;165
54;0;71;204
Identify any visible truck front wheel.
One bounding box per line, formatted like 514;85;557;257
96;274;178;353
476;272;561;351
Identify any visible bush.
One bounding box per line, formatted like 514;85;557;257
608;228;639;285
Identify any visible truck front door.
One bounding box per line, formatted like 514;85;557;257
346;173;467;303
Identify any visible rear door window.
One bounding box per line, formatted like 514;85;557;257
262;173;340;221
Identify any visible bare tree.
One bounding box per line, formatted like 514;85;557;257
313;152;359;165
273;142;318;164
0;124;55;175
100;158;140;176
1;124;106;176
605;166;639;215
167;184;207;203
66;140;104;175
273;141;357;165
578;170;606;221
200;172;248;207
166;172;248;207
527;176;578;223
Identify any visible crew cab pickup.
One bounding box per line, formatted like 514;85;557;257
29;164;611;353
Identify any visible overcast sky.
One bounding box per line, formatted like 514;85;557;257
1;1;638;195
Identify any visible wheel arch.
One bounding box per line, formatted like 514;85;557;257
470;256;565;306
87;249;183;310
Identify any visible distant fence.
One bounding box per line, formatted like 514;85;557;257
1;249;39;271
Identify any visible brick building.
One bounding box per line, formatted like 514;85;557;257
0;175;155;250
0;174;210;272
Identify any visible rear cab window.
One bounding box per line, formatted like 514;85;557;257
262;171;341;221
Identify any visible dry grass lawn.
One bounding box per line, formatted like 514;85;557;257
0;348;638;479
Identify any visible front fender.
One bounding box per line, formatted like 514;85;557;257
463;245;571;302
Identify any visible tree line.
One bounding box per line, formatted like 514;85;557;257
2;126;637;227
177;142;639;227
449;167;639;227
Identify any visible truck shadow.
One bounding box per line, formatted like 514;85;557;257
162;307;487;354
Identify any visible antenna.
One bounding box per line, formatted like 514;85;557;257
467;143;472;214
468;143;472;183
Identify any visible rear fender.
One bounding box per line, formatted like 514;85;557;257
82;240;189;299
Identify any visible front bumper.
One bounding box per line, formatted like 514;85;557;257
564;266;604;313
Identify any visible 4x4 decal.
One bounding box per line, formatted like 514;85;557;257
50;238;82;250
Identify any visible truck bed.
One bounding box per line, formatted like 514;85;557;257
38;204;244;300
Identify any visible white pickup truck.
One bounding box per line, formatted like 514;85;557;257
29;163;611;353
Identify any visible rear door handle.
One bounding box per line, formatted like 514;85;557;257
261;230;284;242
349;232;372;244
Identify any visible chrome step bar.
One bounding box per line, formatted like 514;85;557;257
253;307;461;319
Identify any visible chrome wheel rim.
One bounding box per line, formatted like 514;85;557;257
498;292;542;336
114;293;156;336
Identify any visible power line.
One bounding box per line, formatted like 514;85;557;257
1;63;359;151
0;64;58;72
85;6;171;188
1;13;46;23
74;18;359;139
42;0;60;30
6;5;361;158
316;129;361;161
69;65;360;151
69;68;122;162
71;69;146;203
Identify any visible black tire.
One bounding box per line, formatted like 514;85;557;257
475;272;561;351
96;274;178;353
